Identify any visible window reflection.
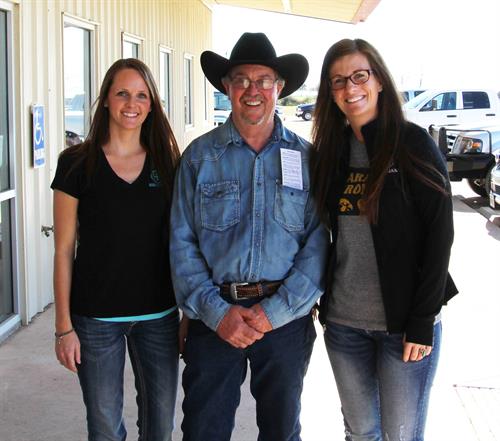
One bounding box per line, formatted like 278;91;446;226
0;11;13;322
0;200;13;322
184;56;193;125
160;50;172;118
63;24;91;145
123;40;139;58
0;10;9;191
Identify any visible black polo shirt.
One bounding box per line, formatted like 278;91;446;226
51;149;176;317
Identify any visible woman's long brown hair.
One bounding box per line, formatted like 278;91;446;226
62;58;180;202
311;39;447;224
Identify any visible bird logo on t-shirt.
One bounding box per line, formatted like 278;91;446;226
339;198;354;213
149;170;161;188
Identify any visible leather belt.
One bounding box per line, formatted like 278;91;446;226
220;281;282;301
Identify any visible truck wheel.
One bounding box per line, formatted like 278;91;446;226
485;167;499;209
467;178;487;197
302;111;312;121
484;168;492;195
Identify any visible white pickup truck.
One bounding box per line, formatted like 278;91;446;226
430;123;500;196
404;89;500;131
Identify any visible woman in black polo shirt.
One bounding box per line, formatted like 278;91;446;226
51;58;180;440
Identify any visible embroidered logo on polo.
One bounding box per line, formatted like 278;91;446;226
338;167;368;216
148;169;161;188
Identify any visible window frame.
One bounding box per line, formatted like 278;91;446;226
62;13;97;141
159;45;173;120
122;32;143;59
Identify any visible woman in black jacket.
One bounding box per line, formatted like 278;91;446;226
311;39;458;441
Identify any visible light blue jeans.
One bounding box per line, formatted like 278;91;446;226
324;321;441;441
72;311;179;441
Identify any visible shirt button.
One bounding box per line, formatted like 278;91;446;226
256;212;260;217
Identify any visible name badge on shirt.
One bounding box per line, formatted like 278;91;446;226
280;148;303;190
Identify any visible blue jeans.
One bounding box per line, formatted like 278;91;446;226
324;321;441;441
72;312;179;441
181;314;316;441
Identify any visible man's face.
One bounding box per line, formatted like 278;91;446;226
224;64;283;130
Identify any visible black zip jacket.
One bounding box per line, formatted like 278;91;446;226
319;119;458;346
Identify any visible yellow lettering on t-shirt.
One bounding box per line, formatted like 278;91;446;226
351;183;365;195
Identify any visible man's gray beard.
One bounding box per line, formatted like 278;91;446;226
241;114;270;126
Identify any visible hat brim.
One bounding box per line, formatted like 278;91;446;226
201;51;309;99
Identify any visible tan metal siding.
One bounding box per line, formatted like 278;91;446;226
11;0;212;323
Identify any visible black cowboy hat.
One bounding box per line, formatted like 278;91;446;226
200;32;309;99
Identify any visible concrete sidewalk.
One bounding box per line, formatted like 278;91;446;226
0;305;342;441
1;195;499;441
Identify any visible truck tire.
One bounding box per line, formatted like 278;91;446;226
485;167;499;209
302;111;312;121
467;178;487;197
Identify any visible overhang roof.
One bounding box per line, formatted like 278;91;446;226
203;0;381;24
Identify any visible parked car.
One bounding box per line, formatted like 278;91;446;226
214;91;231;126
404;89;500;131
275;105;284;119
65;130;82;147
214;110;230;126
430;123;500;197
295;103;315;121
400;89;426;103
488;160;500;209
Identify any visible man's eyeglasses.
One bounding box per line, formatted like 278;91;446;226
228;76;279;90
329;69;375;90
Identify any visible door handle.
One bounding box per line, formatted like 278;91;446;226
446;115;457;118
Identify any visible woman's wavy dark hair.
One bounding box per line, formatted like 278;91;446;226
311;38;447;224
62;58;180;201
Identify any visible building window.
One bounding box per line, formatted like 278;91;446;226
159;47;172;119
0;8;14;324
184;54;193;126
204;78;209;122
63;17;94;144
122;32;142;59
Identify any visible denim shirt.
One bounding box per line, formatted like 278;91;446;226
170;117;329;331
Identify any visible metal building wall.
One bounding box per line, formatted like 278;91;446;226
8;0;212;328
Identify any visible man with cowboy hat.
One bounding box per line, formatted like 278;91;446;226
170;32;328;441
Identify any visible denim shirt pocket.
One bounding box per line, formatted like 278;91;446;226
200;180;240;232
274;181;308;232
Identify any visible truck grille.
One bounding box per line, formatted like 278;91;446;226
446;131;459;150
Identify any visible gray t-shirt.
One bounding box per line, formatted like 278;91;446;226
327;136;387;331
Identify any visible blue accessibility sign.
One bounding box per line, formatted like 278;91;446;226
32;104;45;168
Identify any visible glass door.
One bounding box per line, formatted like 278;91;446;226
0;9;14;324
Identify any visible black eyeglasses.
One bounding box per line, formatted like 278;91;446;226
228;76;279;90
329;69;375;90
